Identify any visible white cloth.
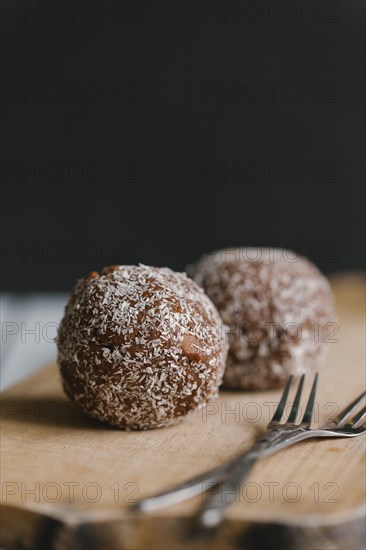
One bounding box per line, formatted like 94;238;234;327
1;293;68;391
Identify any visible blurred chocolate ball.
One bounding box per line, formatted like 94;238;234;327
189;248;335;390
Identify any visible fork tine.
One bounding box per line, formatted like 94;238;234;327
350;405;366;429
335;391;366;426
300;373;318;427
270;375;293;423
287;374;305;424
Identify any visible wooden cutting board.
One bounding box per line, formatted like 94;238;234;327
1;274;365;550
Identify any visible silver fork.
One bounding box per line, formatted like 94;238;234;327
134;375;365;518
194;374;366;531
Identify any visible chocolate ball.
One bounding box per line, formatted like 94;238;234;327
190;248;335;390
57;265;228;429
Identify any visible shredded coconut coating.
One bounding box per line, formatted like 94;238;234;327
189;248;335;390
57;265;228;430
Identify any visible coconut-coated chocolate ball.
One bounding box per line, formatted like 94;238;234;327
189;248;335;390
57;265;228;429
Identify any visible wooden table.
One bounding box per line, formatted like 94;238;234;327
1;274;365;549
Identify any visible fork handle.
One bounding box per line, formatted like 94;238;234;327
196;425;359;529
194;429;316;531
132;434;294;512
194;440;267;530
134;459;235;512
135;431;299;513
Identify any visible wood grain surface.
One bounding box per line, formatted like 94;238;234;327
1;273;365;550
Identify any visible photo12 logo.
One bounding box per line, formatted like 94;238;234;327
201;1;340;25
201;81;339;105
201;480;339;504
201;161;342;185
1;81;141;104
1;481;139;504
199;243;341;267
1;240;140;270
1;1;143;24
201;399;340;425
1;161;140;185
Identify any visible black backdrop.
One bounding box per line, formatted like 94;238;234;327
1;0;365;290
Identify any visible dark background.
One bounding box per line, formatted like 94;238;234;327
1;0;365;290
